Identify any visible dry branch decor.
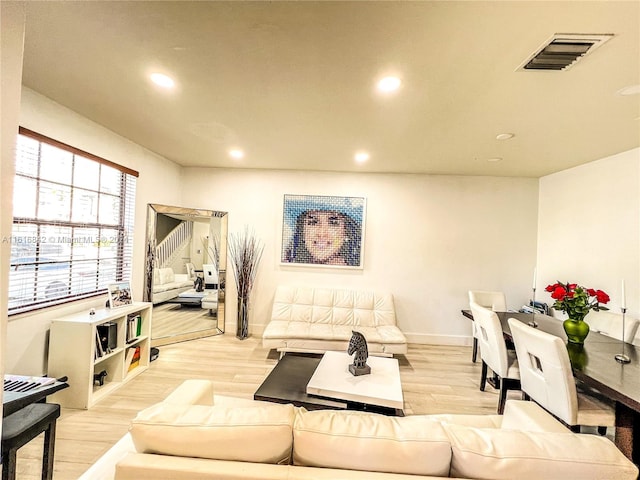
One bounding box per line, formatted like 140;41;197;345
228;227;264;339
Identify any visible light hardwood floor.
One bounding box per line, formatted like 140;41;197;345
9;333;513;480
151;302;224;346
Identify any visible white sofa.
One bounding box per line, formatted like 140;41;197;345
263;286;408;356
152;267;193;304
80;379;638;480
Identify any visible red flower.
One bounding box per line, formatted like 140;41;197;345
595;290;610;304
551;286;567;300
545;281;610;319
545;283;564;292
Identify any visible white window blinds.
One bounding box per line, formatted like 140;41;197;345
8;128;138;314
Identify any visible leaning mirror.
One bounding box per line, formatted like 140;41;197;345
143;204;227;346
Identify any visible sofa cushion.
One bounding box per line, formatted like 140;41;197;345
292;409;451;477
115;453;450;480
263;322;406;346
129;403;295;465
500;400;569;433
286;463;451;480
152;280;193;293
163;379;215;406
429;413;502;429
157;268;175;285
271;286;397;327
444;423;639;480
115;453;290;480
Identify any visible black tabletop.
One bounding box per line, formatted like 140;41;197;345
254;353;347;410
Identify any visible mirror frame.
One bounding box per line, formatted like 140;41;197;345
143;203;227;343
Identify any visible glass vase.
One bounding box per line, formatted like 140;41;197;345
236;296;249;340
566;342;588;370
563;318;590;344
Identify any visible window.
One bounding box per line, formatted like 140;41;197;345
8;128;138;314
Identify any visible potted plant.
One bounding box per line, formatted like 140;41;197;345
545;281;610;344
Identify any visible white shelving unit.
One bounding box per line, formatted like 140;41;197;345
47;302;152;409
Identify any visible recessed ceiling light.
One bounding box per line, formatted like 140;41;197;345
487;157;503;162
354;151;370;163
617;85;640;96
228;149;244;159
377;76;402;93
150;73;175;89
496;133;515;141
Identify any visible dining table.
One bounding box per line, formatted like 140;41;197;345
461;309;640;464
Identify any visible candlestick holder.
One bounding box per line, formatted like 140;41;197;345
615;307;631;364
528;287;538;328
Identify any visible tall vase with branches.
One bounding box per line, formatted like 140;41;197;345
228;227;264;339
206;232;221;276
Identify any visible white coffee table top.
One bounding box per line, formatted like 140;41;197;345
178;289;215;299
306;351;404;410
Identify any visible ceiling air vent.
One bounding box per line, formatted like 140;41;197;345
519;33;614;71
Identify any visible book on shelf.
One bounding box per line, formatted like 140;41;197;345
95;330;104;359
124;346;136;371
126;314;142;343
96;322;117;352
127;346;141;372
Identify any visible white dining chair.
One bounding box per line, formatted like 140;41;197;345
508;318;615;433
586;310;639;343
185;262;196;280
469;301;520;414
468;291;507;362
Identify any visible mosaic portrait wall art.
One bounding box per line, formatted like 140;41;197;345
281;194;366;268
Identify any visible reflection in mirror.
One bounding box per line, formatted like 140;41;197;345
143;204;227;346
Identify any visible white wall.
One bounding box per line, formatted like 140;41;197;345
537;148;640;318
5;89;184;375
181;168;539;342
1;0;26;418
192;221;211;268
4;82;542;375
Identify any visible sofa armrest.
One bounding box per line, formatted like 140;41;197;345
79;433;135;480
162;379;215;406
501;400;568;433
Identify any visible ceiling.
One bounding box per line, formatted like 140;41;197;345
20;1;640;178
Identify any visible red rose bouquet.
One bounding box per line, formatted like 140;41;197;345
545;281;610;322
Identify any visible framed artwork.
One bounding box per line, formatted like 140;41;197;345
281;194;366;268
107;281;132;308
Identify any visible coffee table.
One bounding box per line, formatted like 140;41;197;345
254;352;404;416
306;351;404;411
165;289;205;306
165;289;217;310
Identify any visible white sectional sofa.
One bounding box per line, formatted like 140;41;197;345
262;286;408;356
80;379;638;480
151;267;193;304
